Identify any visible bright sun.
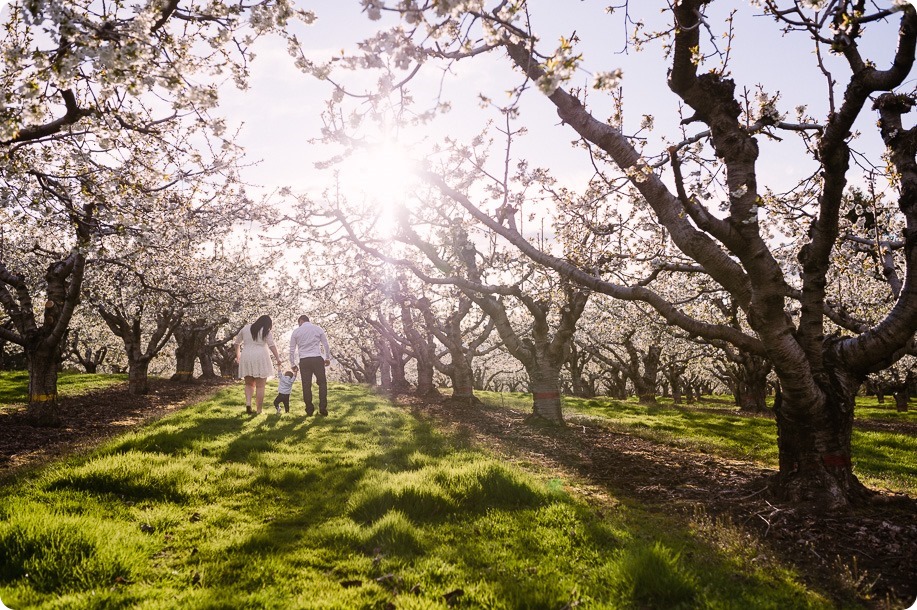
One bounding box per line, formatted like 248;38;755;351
343;141;416;226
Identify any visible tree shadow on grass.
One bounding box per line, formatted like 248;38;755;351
190;393;818;610
104;414;248;457
434;397;917;607
1;384;851;609
216;417;559;566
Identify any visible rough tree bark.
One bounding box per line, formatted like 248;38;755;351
449;227;589;422
0;251;85;425
453;3;917;507
589;333;661;404
171;319;215;383
716;350;772;413
630;342;662;405
213;343;239;379
417;293;495;406
394;292;442;400
662;359;687;405
735;353;771;413
566;342;596;398
370;327;412;394
96;304;180;396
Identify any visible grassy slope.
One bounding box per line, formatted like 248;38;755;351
478;391;917;495
0;381;837;609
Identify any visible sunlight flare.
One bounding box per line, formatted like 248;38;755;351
342;140;417;236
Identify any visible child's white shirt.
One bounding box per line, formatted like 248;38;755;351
277;374;296;394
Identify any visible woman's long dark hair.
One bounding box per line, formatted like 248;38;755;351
250;315;272;341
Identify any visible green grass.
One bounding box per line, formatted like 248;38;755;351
0;382;836;609
475;391;917;495
852;395;917;424
0;370;127;407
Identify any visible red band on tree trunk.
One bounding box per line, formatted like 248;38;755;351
533;391;561;400
821;453;851;468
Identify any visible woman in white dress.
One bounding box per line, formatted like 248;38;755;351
234;315;282;414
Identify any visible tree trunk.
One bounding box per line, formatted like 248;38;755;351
637;392;657;404
16;253;84;426
864;378;884;403
773;378;870;508
636;390;657;404
734;354;771;413
528;362;563;423
361;355;379;385
586;375;599;398
128;358;151;395
415;356;441;399
729;381;741;406
379;358;392;390
669;374;683;405
391;360;411;392
569;371;595;398
171;321;211;383
894;389;909;412
198;348;218;380
447;357;482;405
627;343;660;405
566;344;594;398
214;344;238;378
605;370;628;400
633;367;658;403
26;348;61;426
387;340;412;393
737;380;768;413
172;340;198;383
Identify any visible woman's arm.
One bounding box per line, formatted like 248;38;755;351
267;331;281;367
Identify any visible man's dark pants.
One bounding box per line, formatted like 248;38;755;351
299;356;327;415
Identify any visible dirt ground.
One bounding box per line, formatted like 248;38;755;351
0;379;229;477
0;382;915;608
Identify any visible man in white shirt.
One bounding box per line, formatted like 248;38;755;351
289;314;331;416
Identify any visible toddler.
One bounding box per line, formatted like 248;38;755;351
274;368;297;414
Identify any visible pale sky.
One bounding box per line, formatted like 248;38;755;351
221;0;913;205
0;1;913;204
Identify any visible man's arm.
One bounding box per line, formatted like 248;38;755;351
321;330;331;365
289;328;298;368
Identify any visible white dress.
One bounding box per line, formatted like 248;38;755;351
234;325;276;379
